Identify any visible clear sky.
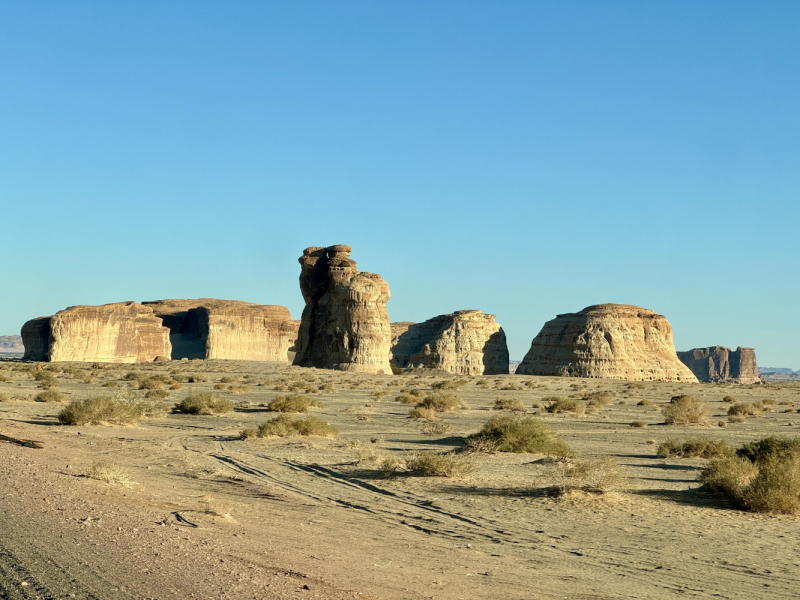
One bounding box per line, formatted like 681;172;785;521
2;1;798;368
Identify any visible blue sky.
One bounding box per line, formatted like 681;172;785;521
2;1;798;367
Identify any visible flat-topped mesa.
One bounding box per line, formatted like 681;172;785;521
517;304;698;382
142;299;298;361
293;245;392;374
677;346;760;384
390;310;509;375
22;302;171;363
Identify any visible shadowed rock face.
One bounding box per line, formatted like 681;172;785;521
143;299;298;361
517;304;698;382
677;346;759;384
390;311;509;375
293;245;392;374
22;302;171;363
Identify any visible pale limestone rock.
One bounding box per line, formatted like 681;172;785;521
293;245;392;374
390;311;509;375
517;304;698;382
143;299;297;361
677;346;760;384
35;302;172;363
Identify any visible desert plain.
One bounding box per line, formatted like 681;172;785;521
1;359;798;600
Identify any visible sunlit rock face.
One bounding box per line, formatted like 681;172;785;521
677;346;759;384
390;311;509;375
517;304;698;382
293;245;392;374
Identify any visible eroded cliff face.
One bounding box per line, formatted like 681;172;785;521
293;245;392;374
39;302;171;363
677;346;759;384
517;304;698;382
21;317;52;361
143;299;297;362
390;311;509;375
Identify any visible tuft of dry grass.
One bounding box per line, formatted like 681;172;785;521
662;395;710;426
637;399;655;406
268;394;320;413
245;414;337;439
382;451;474;478
657;438;734;459
174;394;234;415
550;457;623;494
630;421;648;428
465;415;574;457
700;456;758;497
34;390;65;403
416;392;464;413
86;460;134;487
58;396;165;425
728;403;763;417
395;393;418;404
544;397;586;416
421;420;453;435
493;397;526;411
409;406;437;420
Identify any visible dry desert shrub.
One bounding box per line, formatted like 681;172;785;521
544;397;586;416
736;436;800;464
395;393;418;404
101;381;119;388
465;415;575;457
58;396;164;425
139;377;165;390
740;455;800;514
34;371;57;389
699;456;758;497
245;414;337;439
584;391;613;406
213;383;227;390
728;403;763;417
722;395;737;403
630;421;648;428
551;457;623;494
145;389;169;400
432;379;467;391
0;392;9;402
409;406;437;420
381;451;474;478
186;374;207;383
86;460;134;487
493;397;526;412
662;395;710;426
219;376;236;384
0;373;13;383
228;384;249;394
268;394;320;413
637;399;655;406
656;438;734;459
728;415;746;423
34;390;65;403
174;394;234;415
416;392;464;413
421;420;453;435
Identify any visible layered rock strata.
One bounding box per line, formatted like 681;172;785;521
517;304;698;382
293;245;392;374
22;302;171;363
677;346;759;384
143;299;298;361
390;311;509;375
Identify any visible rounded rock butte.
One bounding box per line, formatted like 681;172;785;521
516;303;699;382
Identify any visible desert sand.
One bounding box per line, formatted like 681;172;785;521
1;359;799;599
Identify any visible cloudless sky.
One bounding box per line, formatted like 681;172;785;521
1;1;798;367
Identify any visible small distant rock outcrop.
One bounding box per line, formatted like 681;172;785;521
22;302;171;363
390;311;509;375
677;346;760;384
517;304;698;382
293;245;392;374
0;335;24;354
143;299;299;362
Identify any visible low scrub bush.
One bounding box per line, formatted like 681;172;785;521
58;396;165;425
409;406;437;420
395;393;417;404
228;384;249;394
662;395;710;426
145;389;169;400
244;414;337;439
584;391;613;406
86;460;134;487
406;451;474;478
421;420;453;435
630;421;648;428
736;436;800;464
34;390;65;403
656;438;734;459
432;379;467;391
551;457;623;494
268;394;320;413
174;394;234;415
416;392;463;413
544;397;586;416
637;399;655;406
728;403;763;417
464;415;574;457
493;397;526;412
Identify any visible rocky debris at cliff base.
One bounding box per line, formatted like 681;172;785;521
677;346;760;384
293;245;392;374
390;310;509;375
517;303;698;382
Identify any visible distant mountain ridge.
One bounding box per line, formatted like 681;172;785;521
759;367;798;375
0;335;23;352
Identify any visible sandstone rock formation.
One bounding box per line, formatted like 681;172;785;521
143;299;298;362
390;311;509;375
517;304;698;382
293;245;392;374
22;302;171;363
677;346;759;384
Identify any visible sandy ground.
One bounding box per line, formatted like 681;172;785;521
1;359;799;599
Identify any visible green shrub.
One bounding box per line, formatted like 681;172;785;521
267;394;320;413
245;414;337;439
656;438;734;459
417;392;463;413
465;415;574;457
700;456;758;497
741;455;800;514
58;396;165;425
174;394;234;415
34;390;65;403
736;436;800;464
662;395;710;425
